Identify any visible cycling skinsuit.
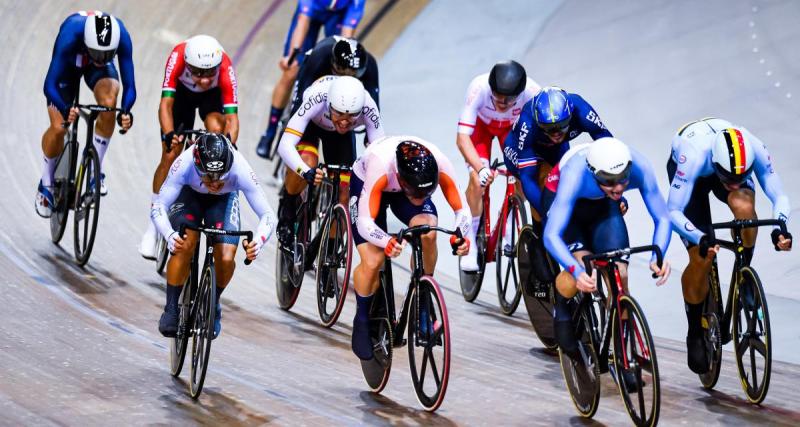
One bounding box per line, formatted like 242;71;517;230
283;0;365;64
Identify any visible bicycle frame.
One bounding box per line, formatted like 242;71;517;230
482;163;519;264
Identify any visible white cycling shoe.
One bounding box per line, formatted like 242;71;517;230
460;250;480;272
35;180;54;218
138;222;158;260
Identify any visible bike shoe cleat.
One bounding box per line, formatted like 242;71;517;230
351;317;374;360
35;180;54;218
158;305;179;337
686;334;710;374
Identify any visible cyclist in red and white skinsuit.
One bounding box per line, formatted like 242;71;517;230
140;35;240;259
457;60;539;271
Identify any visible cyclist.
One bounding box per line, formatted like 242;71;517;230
139;35;239;259
456;60;540;272
257;0;365;156
37;11;135;217
543;138;672;360
275;75;384;248
502;86;613;217
666;118;792;374
153;133;277;339
349;136;471;360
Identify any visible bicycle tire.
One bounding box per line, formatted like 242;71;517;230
732;266;771;404
612;295;660;427
155;236;169;275
407;276;451;411
459;215;486;302
360;273;393;392
73;148;101;266
517;226;557;349
50;141;75;244
315;204;352;327
275;246;301;310
699;258;723;389
170;279;192;377
189;263;216;399
558;299;601;419
496;195;527;315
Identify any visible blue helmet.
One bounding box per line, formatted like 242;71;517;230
533;87;572;133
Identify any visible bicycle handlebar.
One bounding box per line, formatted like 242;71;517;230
396;225;464;255
179;225;254;265
317;163;352;173
61;104;129;134
489;158;511;177
582;245;663;279
709;218;787;234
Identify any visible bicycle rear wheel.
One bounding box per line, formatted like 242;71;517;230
496;195;527;315
170;280;192;377
316;204;352;327
72;148;101;266
517;225;557;349
612;295;660;427
459;214;486;302
732;266;771;404
699;258;723;389
408;277;451;411
155;236;169;275
50;141;74;243
189;263;216;399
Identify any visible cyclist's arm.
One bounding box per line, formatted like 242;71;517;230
363;54;379;108
634;152;673;262
277;97;319;175
362;93;384;145
341;0;366;35
456;79;484;171
218;55;239;143
150;154;190;238
158;97;175;134
235;156;278;242
572;94;612;140
158;45;183;134
666;150;704;245
116;20;136;112
356;163;392;247
43;29;76;116
543;163;583;278
287;13;312;58
433;148;471;237
749;131;791;223
505;105;543;212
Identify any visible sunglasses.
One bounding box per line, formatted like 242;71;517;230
491;93;519;105
594;163;632;187
330;107;360;120
538;121;570;135
187;64;218;78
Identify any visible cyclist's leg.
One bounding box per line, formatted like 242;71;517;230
590;197;630;291
717;178;757;265
207;192;241;338
277;133;320;244
461;123;491;270
199;86;225;134
38;73;78;216
388;192;439;275
86;63;120;172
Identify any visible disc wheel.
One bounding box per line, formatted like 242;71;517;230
360;317;393;393
72;148;101;266
496;195;527;315
315;204;352;327
611;296;660;427
189;264;216;399
408;277;451;411
732;266;771;404
458;214;485;302
558;306;601;418
517;225;557;349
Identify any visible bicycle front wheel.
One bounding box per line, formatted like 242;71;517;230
496;195;527;315
408;276;451;411
459;214;486;302
732;266;771;404
699;258;723;389
170;280;192;377
612;295;660;427
315;204;352;327
155;236;169;275
189;263;216;399
558;306;601;418
50;142;75;244
72;148;101;265
275;242;302;310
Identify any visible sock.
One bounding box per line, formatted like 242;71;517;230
166;284;182;309
355;293;374;322
685;301;704;337
278;191;300;224
216;286;225;307
265;106;283;137
41;155;57;187
555;293;573;321
93;134;110;171
742;246;754;266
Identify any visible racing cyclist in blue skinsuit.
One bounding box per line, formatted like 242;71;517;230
503;86;612;217
256;0;365;157
542;138;672;368
666;118;792;374
37;11;136;217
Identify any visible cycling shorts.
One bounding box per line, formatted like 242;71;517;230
168;186;241;245
46;63;119;111
283;6;348;64
469;119;512;165
297;122;357;167
169;84;224;134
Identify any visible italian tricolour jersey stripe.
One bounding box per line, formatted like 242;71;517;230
724;128;747;175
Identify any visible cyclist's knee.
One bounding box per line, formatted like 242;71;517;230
204;113;224;133
727;189;756;216
555;271;577;299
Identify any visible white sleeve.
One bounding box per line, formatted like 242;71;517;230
235;156;278;243
356;154;392;248
362;91;385;144
431;145;471;238
277;99;324;176
151;153;190;239
457;77;481;135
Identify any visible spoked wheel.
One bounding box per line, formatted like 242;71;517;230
558;305;601;418
496;195;527;315
50;143;74;244
458;215;485;302
315;204;352;327
408;277;451;411
611;296;660;427
72;149;101;266
189;264;216;399
517;225;557;349
732;266;771;404
155;236;169;275
699;259;723;389
170;280;193;377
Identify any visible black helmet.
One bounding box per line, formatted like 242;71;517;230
331;36;367;78
488;60;527;97
193;133;234;180
395;141;439;199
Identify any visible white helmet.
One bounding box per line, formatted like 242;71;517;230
711;127;754;183
83;13;120;64
586;137;633;185
184;35;224;70
328;76;365;114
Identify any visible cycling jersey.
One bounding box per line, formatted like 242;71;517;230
291;36;379;113
284;0;365;62
543;144;671;278
151;148;277;245
503;92;611;212
44;11;136;116
667;118;790;244
161;41;238;114
277;75;384;175
351;136;471;248
457;73;539;137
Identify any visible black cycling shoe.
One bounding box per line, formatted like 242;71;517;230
158;306;179;337
555;319;579;359
686;334;710;374
277;224;294;251
256;133;273;159
212;303;222;340
352;317;374;360
621;369;642;393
